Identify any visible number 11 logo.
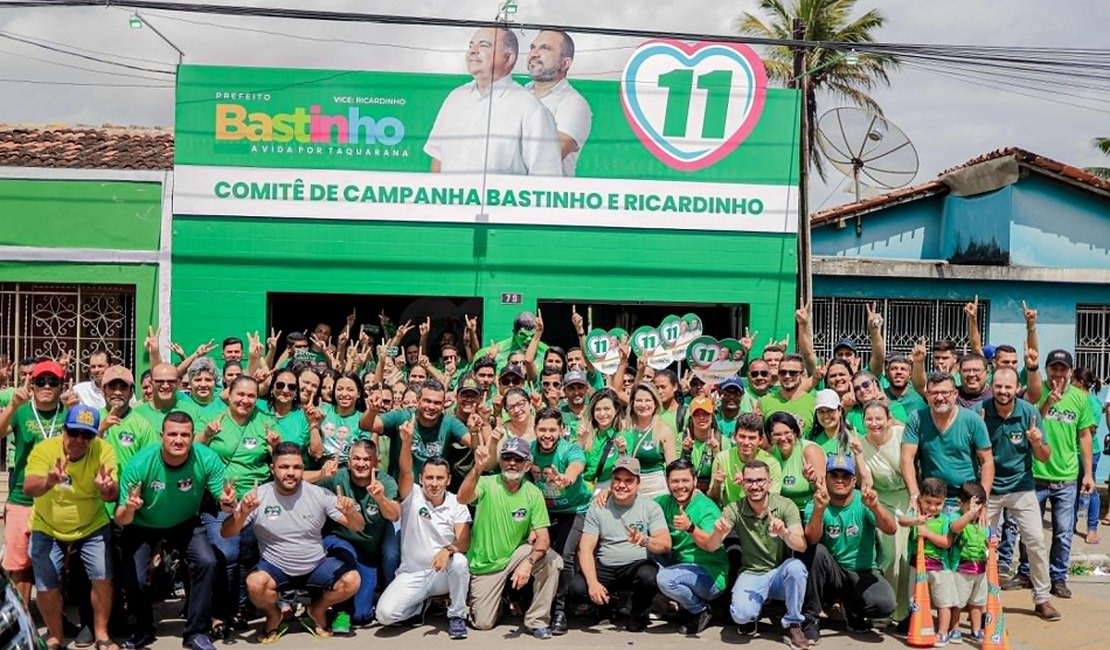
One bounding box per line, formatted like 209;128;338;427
620;39;768;172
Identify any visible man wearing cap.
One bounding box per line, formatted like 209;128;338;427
98;366;158;470
758;355;817;431
700;459;810;649
1018;350;1096;600
0;358;68;605
23;405;118;650
445;372;485;491
559;369;590;438
571;456;670;632
363;378;471;482
975;367;1060;619
901;372;995;501
133;362;202;433
458;436;560;637
716;376;756;436
801;454;897;639
72;350;112;409
709;413;783;507
494;363;528;417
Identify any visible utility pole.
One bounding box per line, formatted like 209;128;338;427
791;18;812;310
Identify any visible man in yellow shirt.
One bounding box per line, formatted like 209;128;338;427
24;404;119;650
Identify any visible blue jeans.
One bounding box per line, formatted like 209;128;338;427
1019;481;1077;584
380;521;400;587
1076;452;1102;532
997;510;1020;570
322;535;378;625
30;526;112;591
656;563;722;614
729;558;807;627
201;510;257;617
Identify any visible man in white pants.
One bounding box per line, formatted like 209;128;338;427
376;421;471;639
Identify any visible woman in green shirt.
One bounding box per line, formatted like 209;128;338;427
577;388;626;492
321;372;367;464
767;411;825;510
680;396;730;493
183;357;226;428
267;369;325;462
808;388;853;455
622;383;678;498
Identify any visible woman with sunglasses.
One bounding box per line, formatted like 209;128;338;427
577;388;626;492
199;375;279;633
620;383;677;498
679;396;729;494
767;411;826;511
267;369;325;462
846;371;907;436
857;400;912;626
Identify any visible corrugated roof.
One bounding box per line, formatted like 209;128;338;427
811;147;1110;227
0;124;173;170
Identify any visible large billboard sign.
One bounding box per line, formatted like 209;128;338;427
173;30;800;233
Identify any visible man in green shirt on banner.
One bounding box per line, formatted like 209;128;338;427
801;453;897;640
115;411;228;650
458;436;560;638
654;458;728;636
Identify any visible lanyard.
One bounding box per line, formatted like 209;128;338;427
31;404;62;440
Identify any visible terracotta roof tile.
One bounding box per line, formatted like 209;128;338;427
811;147;1110;227
0;124;173;170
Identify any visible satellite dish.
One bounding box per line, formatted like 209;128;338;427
816;107;919;203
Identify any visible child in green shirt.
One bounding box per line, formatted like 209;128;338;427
950;481;989;644
899;477;957;646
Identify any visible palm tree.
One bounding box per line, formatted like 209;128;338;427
1084;137;1110;179
737;0;899;180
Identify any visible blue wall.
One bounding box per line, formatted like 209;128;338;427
1010;177;1110;270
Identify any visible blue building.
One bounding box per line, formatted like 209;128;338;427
809;147;1109;475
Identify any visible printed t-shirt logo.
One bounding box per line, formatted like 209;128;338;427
119;432;135;447
424;442;442;456
1046;407;1077;424
150;480;165;492
845;524;859;538
264;505;282;520
827;525;842;539
1008;429;1025;445
783;475;796;487
511;507;528;522
627;521;646;534
177;478;194;491
243;437;259;450
418;505;432;520
365;502;380;517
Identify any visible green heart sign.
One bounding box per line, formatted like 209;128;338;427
685;335;746;381
674;312;704;357
631;325;673;370
658;315;683;352
584;328;622;375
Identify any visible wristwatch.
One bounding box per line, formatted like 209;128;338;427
685;521;695;533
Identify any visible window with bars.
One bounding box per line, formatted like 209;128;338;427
1075;304;1110;385
811;297;989;372
0;282;137;384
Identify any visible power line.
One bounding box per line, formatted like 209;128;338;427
0;77;172;87
0;45;172;81
0;26;176;66
0;30;174;74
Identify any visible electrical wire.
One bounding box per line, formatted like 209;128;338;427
0;30;174;74
0;27;176;66
0;77;172;87
0;44;173;81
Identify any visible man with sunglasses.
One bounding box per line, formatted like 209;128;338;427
801;454;896;640
97;366;158;470
23;404;119;650
538;367;564;410
758;355;816;432
716;376;756;437
559;370;590;439
0;359;69;606
845;372;908;434
458;436;560;637
133;363;202;433
745;360;775;399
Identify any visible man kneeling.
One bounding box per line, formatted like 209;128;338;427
222;443;363;643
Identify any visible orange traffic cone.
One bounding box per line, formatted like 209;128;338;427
982;532;1012;650
907;535;936;647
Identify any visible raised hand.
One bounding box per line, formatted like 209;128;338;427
240;483;261;514
1021;300;1037;325
219;477;237;511
534;309;544;337
335;485;358;517
866;301;884;330
47;457;68;488
11;376;31;409
169;342;186;359
964;295;979;319
472;442;492;471
144;325;160;356
812;483;830;509
194;338;216;357
911;337;927;364
395;320;415;340
570;305;584;335
794;299;809;327
861;486;880;510
346;308;357;330
740;327;758;352
1024;343;1039;370
203;413;225;441
1026;424;1043;447
419;316;431;338
713;515;731;535
768;516;787;538
801;459;819;485
626;525;646;547
94;464;116;496
613;435;628;455
264;426;281;449
672;504;691;534
267;327;282;353
682;435;694;453
61;388;79;408
1045;377;1066;407
305;404;325;427
320;458;339;479
124;482;144;512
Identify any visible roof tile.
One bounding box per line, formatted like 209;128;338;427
0;124;173;170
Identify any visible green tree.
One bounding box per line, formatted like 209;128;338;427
737;0;898;180
1084;137;1110;179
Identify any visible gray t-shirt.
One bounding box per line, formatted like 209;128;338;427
243;482;343;576
583;495;667;567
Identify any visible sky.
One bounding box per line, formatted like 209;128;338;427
0;0;1106;209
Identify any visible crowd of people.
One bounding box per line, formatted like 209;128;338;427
0;300;1105;650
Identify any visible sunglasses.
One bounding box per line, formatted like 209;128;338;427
65;429;96;440
274;381;296;391
853;379;874;393
779;369;803;377
442;355;458;361
152;379;177;386
500;378;523;386
541;381;561;388
33;377;62;388
749;371;770;378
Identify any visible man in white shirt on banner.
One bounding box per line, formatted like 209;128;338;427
375;422;472;640
425;26;561;176
526;30;592;177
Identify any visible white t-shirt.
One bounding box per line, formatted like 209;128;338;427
424;75;562;176
73;381;105;409
527;78;592;177
397;488;471;574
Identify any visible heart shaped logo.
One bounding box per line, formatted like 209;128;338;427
631;325;673;370
621;39;768;172
686;336;746;381
584;328;623;376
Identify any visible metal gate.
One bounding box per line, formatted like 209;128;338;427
812;297;989;372
0;282;136;384
1075;304;1110;385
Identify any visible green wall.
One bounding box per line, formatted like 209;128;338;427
170;216;797;349
0;178;162;250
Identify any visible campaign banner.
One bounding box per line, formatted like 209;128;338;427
173;33;800;232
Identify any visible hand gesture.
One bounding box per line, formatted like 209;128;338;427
264;426;281;449
61;388;79;408
618;337;631;362
345;308;357;331
866;301;884;331
570;305;584;335
399;417;414;443
707;433;721;453
911;337;927;364
848;436;864;456
713;515;732;535
534;309;544;337
672;504;691;533
219;477;238;510
247;331;263;357
431;547;451;572
335;485;358;517
47;457;68;488
1045;377;1066;407
204;413;225;441
472;442;492;471
1021;300;1037;326
587;580;609;606
336;327;350;348
613;435;628;455
395;320;414;341
1025;424;1043;447
418;354;431;369
320;458;339;479
964;295;979;319
1024;343;1038;371
801;459;819;485
267;327;282;353
861;487;880;510
968;496;984;518
94;464;116;495
11;376;31;409
124;482;144;512
682;435;694;453
511;559;533;590
626;525;646;547
419;316;431;338
768;516;787;538
794;299;809;327
740;327;758;353
144;325;160;356
239;483;261;515
530;390;543;411
169;342;186;359
305;404;325;427
712;467;725;485
812;483;830;509
368;476;385;500
101;409;122;430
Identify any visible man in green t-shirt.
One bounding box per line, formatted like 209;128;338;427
654;458;728;636
115;411;228;650
700;459;811;649
759;355;817;431
1028;350;1097;600
572;457;671;633
317;439;400;631
97;366;159;471
801;453;896;638
458;436;560;638
362;378;471;480
882;355;928;414
133;363;202;433
709;413;783;506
